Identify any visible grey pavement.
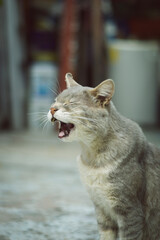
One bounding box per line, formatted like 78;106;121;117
0;129;159;240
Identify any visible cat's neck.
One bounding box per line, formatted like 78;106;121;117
79;102;122;167
79;101;144;168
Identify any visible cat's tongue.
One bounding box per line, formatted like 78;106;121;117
59;131;66;138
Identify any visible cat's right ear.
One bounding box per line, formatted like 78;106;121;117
65;73;80;88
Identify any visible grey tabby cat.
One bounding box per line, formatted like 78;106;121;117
47;73;160;240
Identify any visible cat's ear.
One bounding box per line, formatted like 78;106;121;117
65;73;80;88
90;79;115;107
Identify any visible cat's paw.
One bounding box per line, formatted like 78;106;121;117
99;230;117;240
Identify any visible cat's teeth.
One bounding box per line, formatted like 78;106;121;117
58;121;61;129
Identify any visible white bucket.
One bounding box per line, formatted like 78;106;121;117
108;40;159;125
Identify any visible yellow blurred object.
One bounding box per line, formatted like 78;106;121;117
108;46;119;63
32;51;57;62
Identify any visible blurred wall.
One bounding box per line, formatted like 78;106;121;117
0;0;25;129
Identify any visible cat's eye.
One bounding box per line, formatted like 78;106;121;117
63;100;75;106
63;102;70;107
69;99;76;104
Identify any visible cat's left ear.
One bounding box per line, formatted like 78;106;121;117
65;73;80;88
90;79;115;107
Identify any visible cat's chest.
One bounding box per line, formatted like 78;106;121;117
77;155;113;187
77;155;116;218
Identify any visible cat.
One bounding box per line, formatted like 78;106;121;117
47;73;160;240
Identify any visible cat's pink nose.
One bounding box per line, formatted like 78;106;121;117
50;107;57;115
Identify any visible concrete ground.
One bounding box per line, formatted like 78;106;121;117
0;129;159;240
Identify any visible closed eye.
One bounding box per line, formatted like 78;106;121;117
69;101;76;105
63;101;76;106
63;103;68;107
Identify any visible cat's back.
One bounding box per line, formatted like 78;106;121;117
143;142;160;211
145;142;160;171
149;142;160;160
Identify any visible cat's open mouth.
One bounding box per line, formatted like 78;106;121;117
58;121;75;138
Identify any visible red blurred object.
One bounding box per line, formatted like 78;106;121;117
58;0;78;91
130;18;160;39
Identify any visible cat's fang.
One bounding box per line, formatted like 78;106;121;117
58;121;61;128
51;116;57;122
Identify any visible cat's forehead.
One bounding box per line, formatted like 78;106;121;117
57;86;91;102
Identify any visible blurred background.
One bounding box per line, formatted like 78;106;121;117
0;0;160;130
0;1;160;239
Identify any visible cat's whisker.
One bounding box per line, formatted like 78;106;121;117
27;111;48;123
36;117;48;123
27;112;48;115
31;115;48;122
48;86;59;96
65;113;99;132
69;116;96;130
38;117;49;128
34;114;47;119
73;115;98;125
42;119;49;133
76;116;96;122
65;109;96;123
65;116;81;125
55;77;62;93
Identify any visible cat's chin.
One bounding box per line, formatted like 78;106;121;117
59;131;77;142
60;137;74;142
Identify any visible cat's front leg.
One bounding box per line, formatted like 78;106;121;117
95;208;118;240
99;230;117;240
117;206;144;240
